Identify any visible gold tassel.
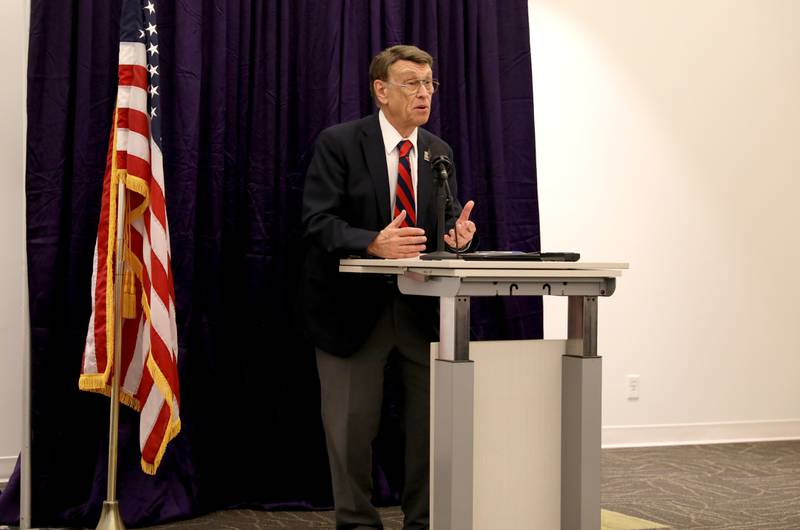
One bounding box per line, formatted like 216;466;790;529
120;177;137;320
122;269;136;319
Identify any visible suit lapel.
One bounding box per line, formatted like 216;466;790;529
361;115;391;227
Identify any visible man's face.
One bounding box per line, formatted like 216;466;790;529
375;60;434;136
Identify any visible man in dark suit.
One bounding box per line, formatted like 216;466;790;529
300;45;476;530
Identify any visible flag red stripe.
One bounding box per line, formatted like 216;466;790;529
149;328;179;391
119;310;141;384
137;368;153;403
129;218;144;256
141;403;170;464
118;64;148;91
148;252;170;308
116;107;150;139
119;153;153;182
147;176;167;227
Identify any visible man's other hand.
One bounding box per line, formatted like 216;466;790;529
444;200;476;250
367;211;427;259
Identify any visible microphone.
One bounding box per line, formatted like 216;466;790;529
429;145;452;182
420;143;460;260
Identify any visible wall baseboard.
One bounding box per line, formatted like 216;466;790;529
0;456;17;487
603;419;800;448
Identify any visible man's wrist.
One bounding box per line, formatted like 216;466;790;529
366;234;382;257
447;238;472;252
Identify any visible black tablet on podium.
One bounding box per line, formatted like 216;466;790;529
459;251;580;262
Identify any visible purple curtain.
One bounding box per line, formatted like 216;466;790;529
1;0;541;526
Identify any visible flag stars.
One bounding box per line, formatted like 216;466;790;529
138;29;145;39
149;85;159;97
144;1;155;15
148;64;159;76
150;107;158;118
146;22;157;36
147;43;159;56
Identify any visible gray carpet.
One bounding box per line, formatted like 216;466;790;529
601;441;800;530
4;441;799;529
142;507;401;530
141;440;800;530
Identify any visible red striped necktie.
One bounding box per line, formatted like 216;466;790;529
394;139;416;227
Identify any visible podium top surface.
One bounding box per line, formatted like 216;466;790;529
339;257;628;278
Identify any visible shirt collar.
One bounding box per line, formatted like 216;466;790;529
379;109;418;156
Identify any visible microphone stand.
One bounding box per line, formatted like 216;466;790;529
421;159;461;260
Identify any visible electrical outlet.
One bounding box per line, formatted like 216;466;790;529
627;374;640;400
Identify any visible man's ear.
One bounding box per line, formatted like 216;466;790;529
373;80;388;105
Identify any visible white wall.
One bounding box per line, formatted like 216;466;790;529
530;0;800;445
0;0;28;483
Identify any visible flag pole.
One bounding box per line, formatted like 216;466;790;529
96;174;127;530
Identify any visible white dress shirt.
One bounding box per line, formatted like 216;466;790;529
378;109;418;218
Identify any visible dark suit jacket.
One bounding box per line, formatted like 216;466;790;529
299;113;466;356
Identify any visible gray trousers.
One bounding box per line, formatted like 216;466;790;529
316;293;431;530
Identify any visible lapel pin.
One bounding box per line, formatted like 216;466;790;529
423;149;430;162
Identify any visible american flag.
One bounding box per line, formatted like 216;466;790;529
80;0;180;475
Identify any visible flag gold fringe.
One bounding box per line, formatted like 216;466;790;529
79;375;142;411
141;354;181;475
103;111;121;388
122;165;179;476
124;173;149;219
79;107;124;403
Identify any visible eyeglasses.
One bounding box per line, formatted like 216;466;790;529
384;79;440;95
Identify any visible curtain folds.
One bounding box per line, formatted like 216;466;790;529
1;0;541;526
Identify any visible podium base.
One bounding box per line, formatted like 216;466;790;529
96;501;126;530
421;251;461;260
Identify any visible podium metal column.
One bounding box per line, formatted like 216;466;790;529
562;296;602;530
434;295;474;530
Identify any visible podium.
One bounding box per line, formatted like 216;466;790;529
339;257;627;530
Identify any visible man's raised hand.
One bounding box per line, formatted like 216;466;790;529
444;200;476;249
367;211;427;259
